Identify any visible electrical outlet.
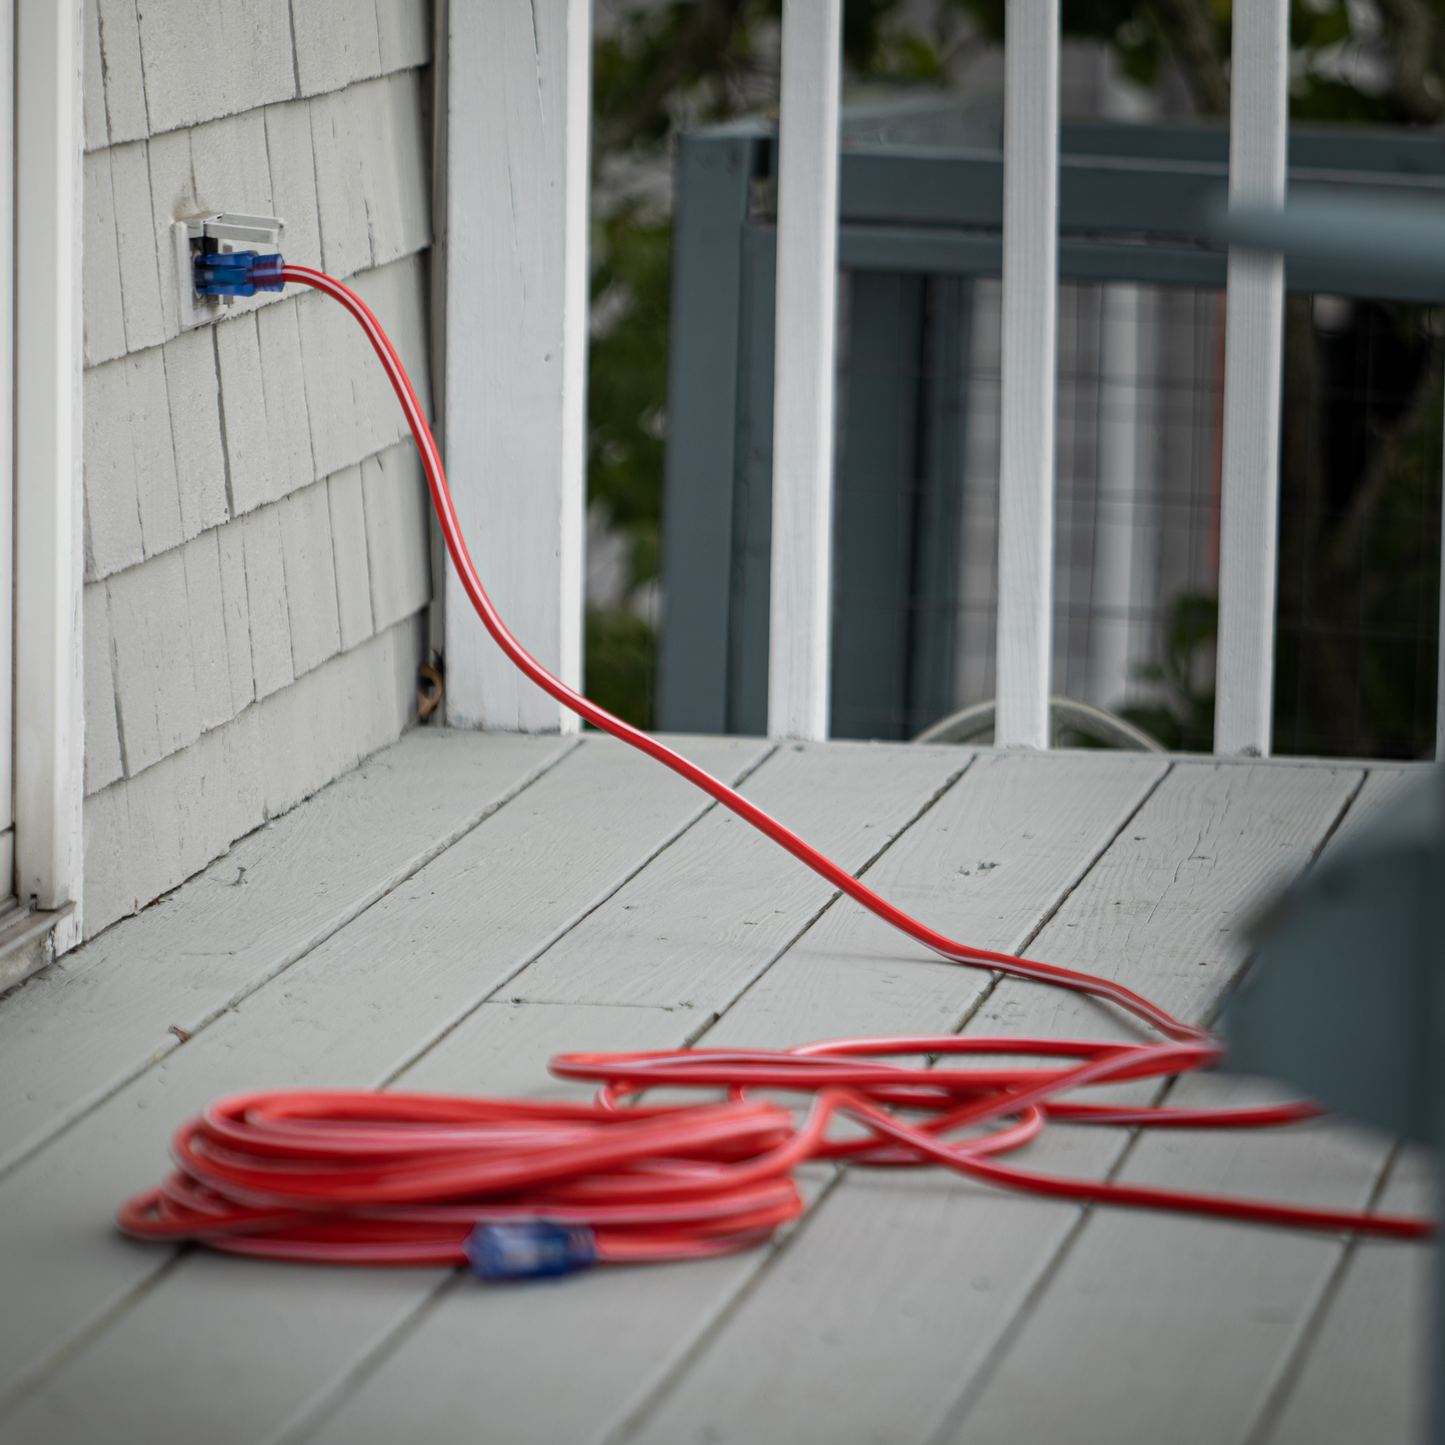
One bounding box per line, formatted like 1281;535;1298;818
173;212;285;331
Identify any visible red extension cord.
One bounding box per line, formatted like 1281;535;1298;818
116;266;1431;1270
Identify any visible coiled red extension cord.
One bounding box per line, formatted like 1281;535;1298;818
117;267;1431;1266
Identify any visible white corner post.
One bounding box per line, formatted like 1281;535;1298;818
1215;0;1289;757
995;0;1060;750
13;0;83;946
442;0;590;731
767;0;842;741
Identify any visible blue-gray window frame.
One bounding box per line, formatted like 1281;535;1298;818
657;116;1445;739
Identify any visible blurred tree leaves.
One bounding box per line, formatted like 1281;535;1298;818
953;0;1445;122
585;607;657;725
1275;299;1442;757
1120;594;1218;751
589;209;670;587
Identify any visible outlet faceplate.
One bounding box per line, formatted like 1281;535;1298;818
173;212;286;331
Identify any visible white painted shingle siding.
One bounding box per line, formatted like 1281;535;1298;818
162;328;230;537
110;142;167;353
124;350;185;557
217;525;257;710
107;551;203;775
96;0;150;145
81;4;434;938
239;506;296;701
362;445;433;632
182;532;235;733
328;465;375;650
133;0;296;137
82;151;126;365
81;584;123;795
84;618;423;930
83;0;106;151
82;363;145;579
278;484;344;676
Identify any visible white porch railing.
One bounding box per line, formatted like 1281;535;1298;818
993;0;1059;751
762;0;1444;760
448;0;1443;762
767;0;843;741
1214;0;1289;757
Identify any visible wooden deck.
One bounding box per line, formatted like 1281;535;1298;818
0;729;1431;1444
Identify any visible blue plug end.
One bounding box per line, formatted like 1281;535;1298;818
194;249;285;297
465;1221;597;1282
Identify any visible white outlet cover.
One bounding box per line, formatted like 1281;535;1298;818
172;213;286;331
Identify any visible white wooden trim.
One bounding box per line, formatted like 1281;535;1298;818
558;0;590;708
426;0;450;678
442;0;589;733
1214;0;1289;758
0;0;13;901
994;0;1059;751
13;0;83;942
767;0;842;741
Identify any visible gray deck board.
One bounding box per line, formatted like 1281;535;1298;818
1261;1147;1434;1445
930;767;1427;1445
0;739;964;1442
616;761;1366;1445
703;751;1170;1048
299;751;1166;1445
968;762;1364;1044
1319;765;1422;858
0;729;575;1176
915;763;1373;1445
937;1078;1390;1445
506;740;975;1011
0;732;764;1427
0;737;1427;1445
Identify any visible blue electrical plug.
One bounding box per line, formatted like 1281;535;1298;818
464;1221;597;1282
193;249;285;297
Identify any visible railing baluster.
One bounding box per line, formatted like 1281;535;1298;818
768;0;842;741
1215;0;1289;757
995;0;1060;750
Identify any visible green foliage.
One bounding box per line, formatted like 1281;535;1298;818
589;208;671;582
844;0;948;80
1122;310;1444;762
585;608;656;728
1120;594;1218;752
954;0;1432;122
1286;0;1402;125
952;1;1168;89
592;1;757;149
